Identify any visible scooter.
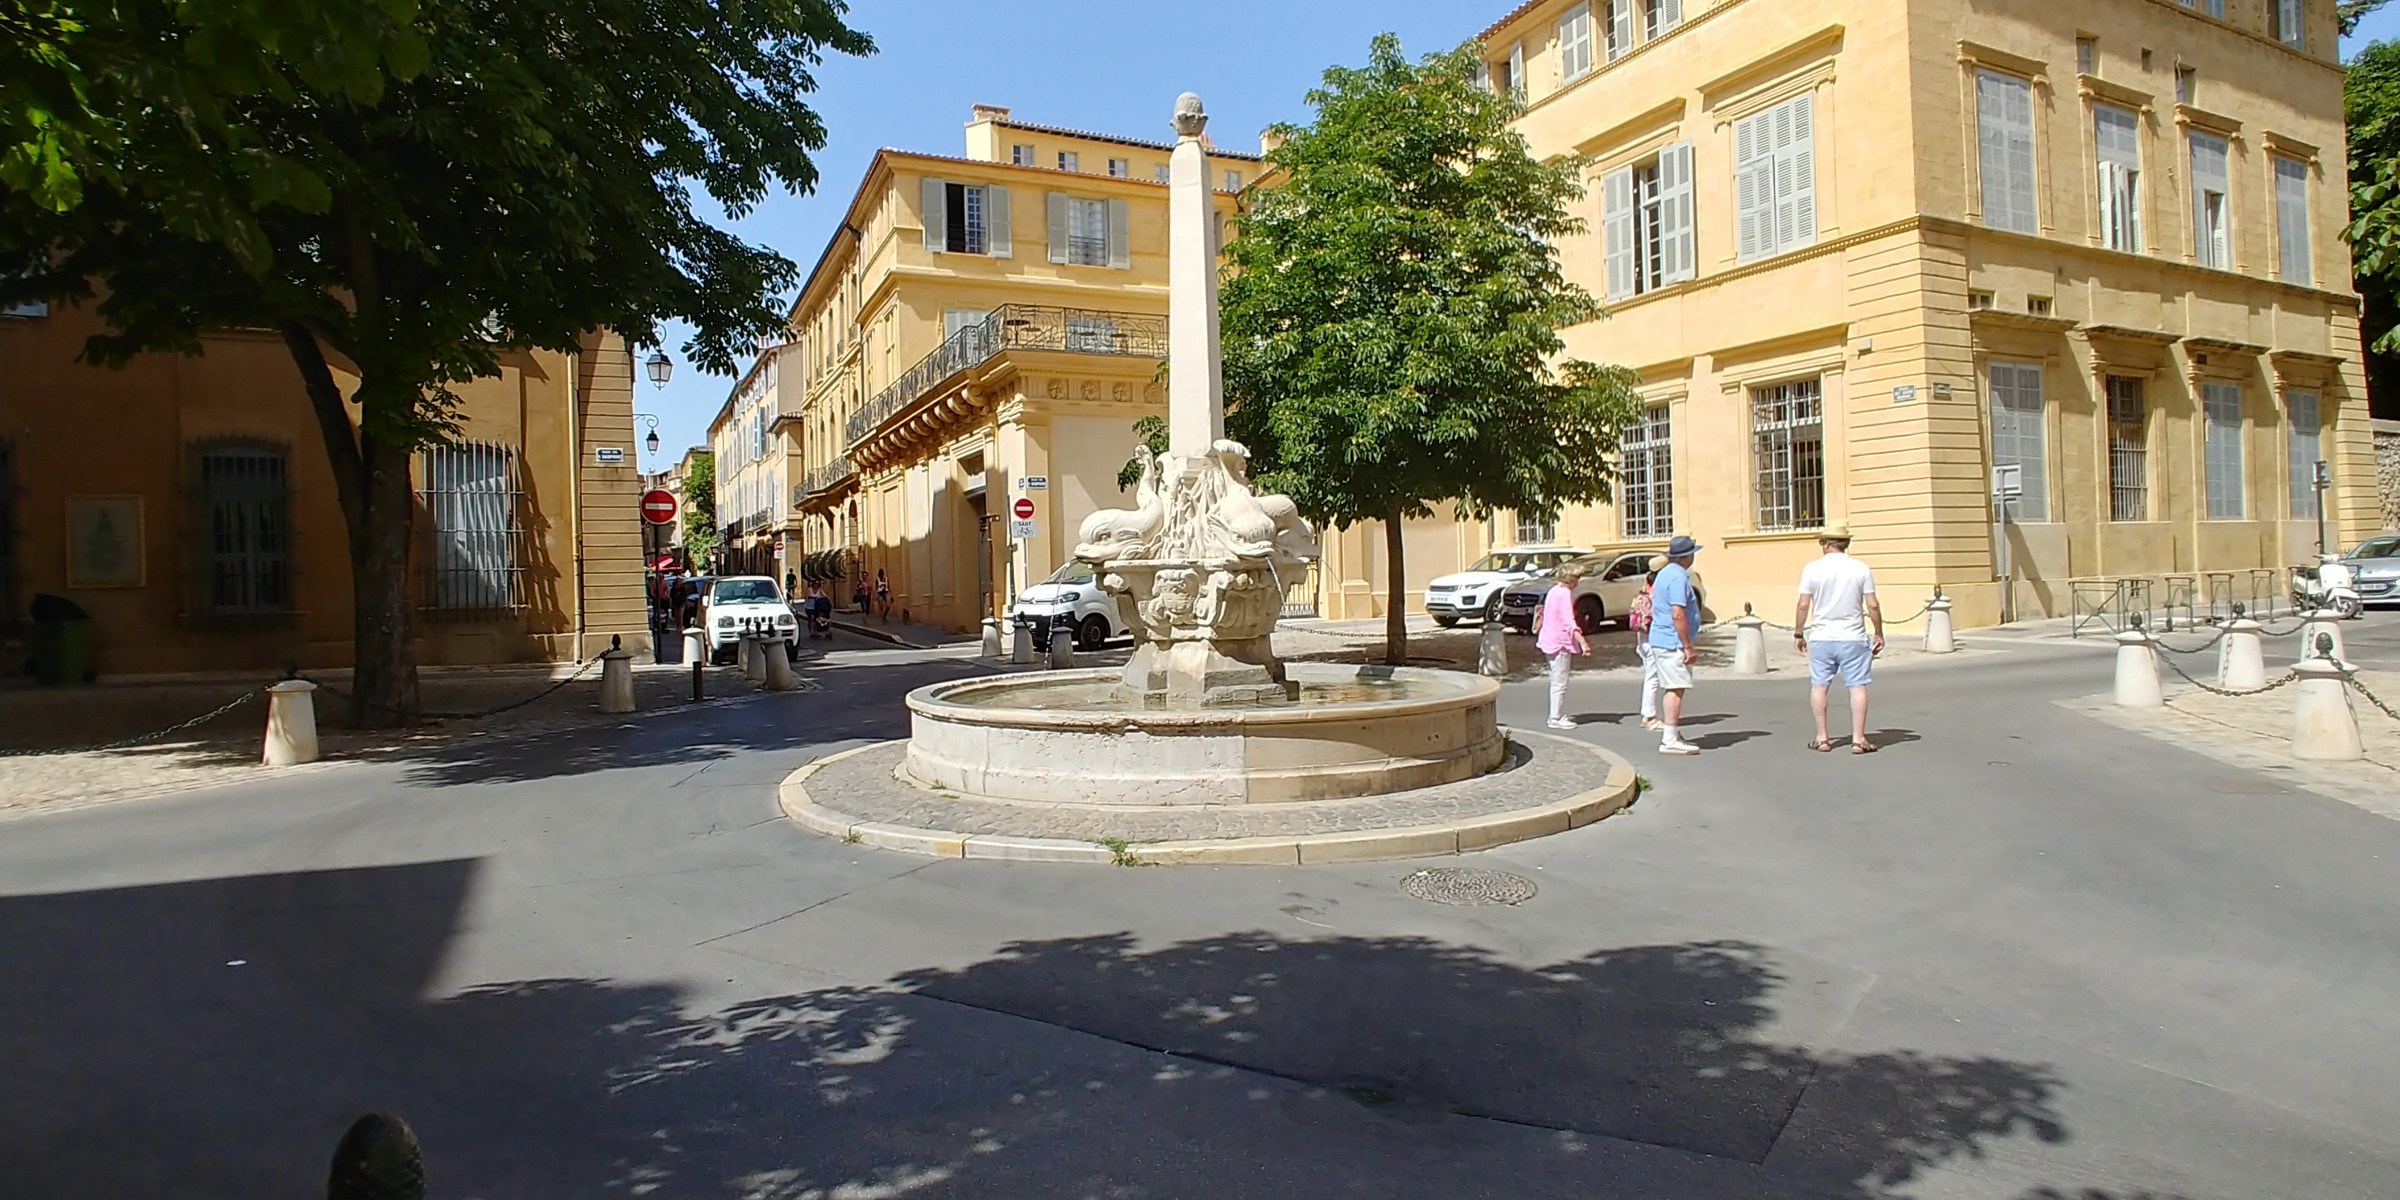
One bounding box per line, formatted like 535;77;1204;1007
2292;553;2364;619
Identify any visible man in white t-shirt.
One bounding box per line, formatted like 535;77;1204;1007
1793;522;1884;754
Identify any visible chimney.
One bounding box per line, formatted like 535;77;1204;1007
970;103;1012;124
1259;127;1288;155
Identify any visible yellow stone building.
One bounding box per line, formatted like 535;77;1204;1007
1323;0;2378;629
721;105;1258;630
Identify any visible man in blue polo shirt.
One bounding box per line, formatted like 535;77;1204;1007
1646;535;1704;755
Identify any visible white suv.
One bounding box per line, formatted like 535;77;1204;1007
703;576;798;664
1008;561;1123;651
1424;548;1587;627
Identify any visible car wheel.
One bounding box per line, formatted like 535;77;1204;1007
1485;594;1507;623
1077;614;1109;651
1433;615;1460;628
1575;595;1606;634
712;645;734;666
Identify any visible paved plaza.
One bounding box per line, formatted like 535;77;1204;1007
4;617;2400;1197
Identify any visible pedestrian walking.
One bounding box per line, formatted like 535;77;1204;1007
1630;554;1669;730
1533;562;1592;729
1647;536;1704;755
874;569;893;623
1794;522;1884;753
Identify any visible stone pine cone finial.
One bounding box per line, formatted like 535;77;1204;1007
327;1113;426;1200
1172;92;1208;140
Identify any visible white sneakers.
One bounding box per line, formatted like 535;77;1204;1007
1546;718;1577;730
1658;738;1700;756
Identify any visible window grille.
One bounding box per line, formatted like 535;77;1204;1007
1066;198;1109;266
196;444;292;614
1620;406;1675;539
1987;362;2049;521
1515;514;1559;545
2106;376;2148;522
1751;379;1825;532
421;441;525;612
2286;389;2321;519
2202;381;2245;520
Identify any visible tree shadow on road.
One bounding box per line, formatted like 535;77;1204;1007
0;857;2136;1198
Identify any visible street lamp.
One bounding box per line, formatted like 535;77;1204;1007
635;413;662;462
646;349;673;389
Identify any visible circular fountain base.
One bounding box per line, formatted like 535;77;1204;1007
903;664;1505;806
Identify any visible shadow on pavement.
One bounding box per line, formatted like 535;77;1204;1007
1;860;2119;1197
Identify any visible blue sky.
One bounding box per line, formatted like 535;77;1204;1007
632;1;2400;473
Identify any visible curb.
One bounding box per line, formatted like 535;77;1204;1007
775;731;1639;866
827;619;934;650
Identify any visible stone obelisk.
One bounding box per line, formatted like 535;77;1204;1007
1167;94;1225;458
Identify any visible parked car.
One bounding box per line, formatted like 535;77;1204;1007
701;575;798;664
1424;548;1588;627
1008;561;1123;651
2345;534;2400;607
1498;549;1705;635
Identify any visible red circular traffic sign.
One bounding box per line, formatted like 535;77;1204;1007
640;489;678;525
1011;497;1036;520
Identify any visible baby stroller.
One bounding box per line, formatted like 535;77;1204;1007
802;594;835;639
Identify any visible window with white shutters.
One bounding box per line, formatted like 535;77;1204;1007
2274;156;2310;285
1223;170;1241;192
2287;389;2321;518
1049;195;1128;268
1987;362;2049;521
1645;0;1682;38
1603;141;1694;301
1509;42;1527;102
2190;132;2231;269
421;441;524;612
2202;380;2245;519
1108;158;1129;178
1751;379;1825;532
1011;144;1034;166
1603;0;1632;62
1619;406;1675;539
1155;164;1172;183
1977;70;2037;234
1057;151;1079;172
1734;95;1816;263
922;182;1010;257
2273;0;2304;47
2095;104;2142;253
2107;377;2149;522
1560;4;1596;81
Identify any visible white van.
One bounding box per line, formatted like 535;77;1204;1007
1007;561;1124;651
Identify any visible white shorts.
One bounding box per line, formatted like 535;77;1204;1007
1644;644;1692;690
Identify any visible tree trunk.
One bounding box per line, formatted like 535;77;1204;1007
1384;509;1407;666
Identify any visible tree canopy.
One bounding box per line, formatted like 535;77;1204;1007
1219;34;1643;661
1;0;870;720
682;452;720;571
2344;39;2400;417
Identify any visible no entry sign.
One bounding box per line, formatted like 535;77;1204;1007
1011;497;1036;520
640;489;679;525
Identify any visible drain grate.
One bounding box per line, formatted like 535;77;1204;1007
1399;867;1538;907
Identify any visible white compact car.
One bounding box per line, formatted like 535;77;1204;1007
1423;548;1587;627
1008;561;1123;651
702;576;798;664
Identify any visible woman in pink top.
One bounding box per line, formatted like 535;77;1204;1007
1533;562;1592;730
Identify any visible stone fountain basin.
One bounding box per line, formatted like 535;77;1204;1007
902;663;1505;806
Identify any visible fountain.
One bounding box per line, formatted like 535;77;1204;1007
898;92;1508;807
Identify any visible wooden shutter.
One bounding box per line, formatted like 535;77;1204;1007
2190;133;2229;265
1735;111;1773;262
1772;94;1816;254
1607;0;1632;61
1603;166;1635;301
2094;106;2140;252
1659;140;1695;283
922;178;947;252
1107;198;1131;269
1976;72;2034;233
1508;41;1525;100
1047;192;1069;264
1475;60;1492;93
987;185;1012;258
1655;0;1682;33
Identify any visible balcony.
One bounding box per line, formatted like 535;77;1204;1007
844;303;1166;448
794;456;857;507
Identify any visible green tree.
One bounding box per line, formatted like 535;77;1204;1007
1;0;870;723
682;452;720;571
2342;0;2391;35
1219;34;1643;664
2344;39;2400;415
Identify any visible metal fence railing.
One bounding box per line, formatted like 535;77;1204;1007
845;303;1167;449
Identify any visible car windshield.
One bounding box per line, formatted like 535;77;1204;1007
712;579;783;603
1467;553;1528;573
1044;562;1097;586
2349;537;2400;560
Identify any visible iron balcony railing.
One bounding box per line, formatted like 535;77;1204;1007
844;303;1167;448
794;456;856;506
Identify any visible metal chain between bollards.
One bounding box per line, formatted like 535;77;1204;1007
307;654;604;722
2149;626;2229;655
0;689;260;758
2339;667;2400;723
2157;652;2300;698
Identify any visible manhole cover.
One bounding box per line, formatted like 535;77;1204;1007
1399;867;1538;907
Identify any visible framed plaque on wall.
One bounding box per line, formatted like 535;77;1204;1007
66;495;145;588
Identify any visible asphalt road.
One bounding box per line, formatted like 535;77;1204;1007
3;621;2399;1198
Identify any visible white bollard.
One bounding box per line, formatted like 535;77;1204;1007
1732;613;1768;675
738;632;763;680
598;646;635;714
1923;594;1956;654
683;626;707;666
981;617;1002;660
1478;618;1508;677
762;638;798;691
1047;625;1075;670
2291;657;2364;762
2217;618;2266;691
262;680;321;766
2299;612;2351;668
2113;628;2162;708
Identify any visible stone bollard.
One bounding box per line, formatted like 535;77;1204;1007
2299;611;2351;668
2291;654;2364;762
1923;590;1956;654
738;631;764;680
683;626;707;667
2113;627;2162;708
2216;618;2266;691
599;641;635;714
981;617;1002;660
762;637;798;691
1046;626;1075;670
1732;608;1768;675
262;679;321;766
1010;619;1034;665
1478;617;1508;677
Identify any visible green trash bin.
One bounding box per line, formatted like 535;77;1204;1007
27;593;94;686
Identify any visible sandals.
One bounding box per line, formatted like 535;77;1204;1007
1807;739;1836;752
1852;740;1877;755
1806;738;1877;754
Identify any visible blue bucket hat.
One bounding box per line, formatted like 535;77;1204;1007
1666;535;1702;558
